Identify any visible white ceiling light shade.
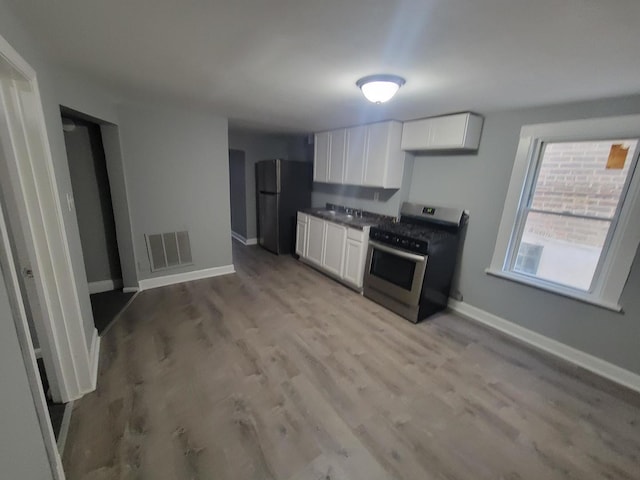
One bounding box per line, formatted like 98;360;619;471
356;74;406;104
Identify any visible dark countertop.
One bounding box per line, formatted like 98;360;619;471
301;206;390;230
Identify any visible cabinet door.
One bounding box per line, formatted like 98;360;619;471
401;117;433;151
345;125;367;185
306;216;325;265
363;122;390;186
343;238;365;287
328;130;346;183
314;132;330;182
295;220;307;257
428;114;467;148
322;222;347;277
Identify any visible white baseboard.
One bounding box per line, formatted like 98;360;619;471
88;279;123;294
448;299;640;394
122;287;139;293
138;264;236;291
231;231;258;246
88;328;100;389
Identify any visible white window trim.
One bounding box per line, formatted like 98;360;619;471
487;115;640;312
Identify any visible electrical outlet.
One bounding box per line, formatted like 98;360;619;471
373;191;380;201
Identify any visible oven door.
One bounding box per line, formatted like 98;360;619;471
364;240;428;306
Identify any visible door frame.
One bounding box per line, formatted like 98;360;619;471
0;183;64;478
0;33;98;403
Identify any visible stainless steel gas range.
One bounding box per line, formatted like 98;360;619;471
363;202;467;323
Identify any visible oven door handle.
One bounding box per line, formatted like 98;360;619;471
369;240;427;263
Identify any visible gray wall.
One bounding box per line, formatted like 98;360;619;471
408;95;640;375
117;103;232;279
228;130;306;239
1;0;235;357
0;268;54;479
64;119;121;284
0;0;99;353
229;149;247;238
101;124;138;290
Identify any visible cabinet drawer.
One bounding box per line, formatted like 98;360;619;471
297;212;308;223
347;228;365;242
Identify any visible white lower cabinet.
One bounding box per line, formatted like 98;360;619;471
296;212;369;290
343;238;365;288
306;215;325;265
295;213;308;257
322;222;347;277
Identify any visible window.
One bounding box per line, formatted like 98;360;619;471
488;116;640;311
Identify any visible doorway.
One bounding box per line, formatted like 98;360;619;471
60;110;134;334
229;149;249;243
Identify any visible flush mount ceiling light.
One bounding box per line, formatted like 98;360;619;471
356;74;406;104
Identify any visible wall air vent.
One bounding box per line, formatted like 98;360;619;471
145;231;193;272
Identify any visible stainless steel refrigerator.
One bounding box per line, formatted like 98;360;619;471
256;159;312;254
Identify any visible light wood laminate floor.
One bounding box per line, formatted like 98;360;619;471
64;243;640;479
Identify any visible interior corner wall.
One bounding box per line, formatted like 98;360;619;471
64;120;121;284
229;149;248;238
407;94;640;375
228;130;293;240
117;103;232;280
100;124;138;289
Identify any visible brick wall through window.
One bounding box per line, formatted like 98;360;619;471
526;139;636;246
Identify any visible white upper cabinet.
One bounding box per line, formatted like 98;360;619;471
345;125;367;185
327;130;346;183
314;120;405;189
401;112;483;152
313;131;330;182
363;121;404;188
363;122;389;187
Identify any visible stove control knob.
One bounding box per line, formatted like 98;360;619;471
401;239;409;247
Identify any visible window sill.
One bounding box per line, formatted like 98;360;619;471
484;268;623;313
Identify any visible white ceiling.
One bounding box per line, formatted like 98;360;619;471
7;0;640;132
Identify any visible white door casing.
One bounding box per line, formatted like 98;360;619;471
0;180;64;479
0;33;98;404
